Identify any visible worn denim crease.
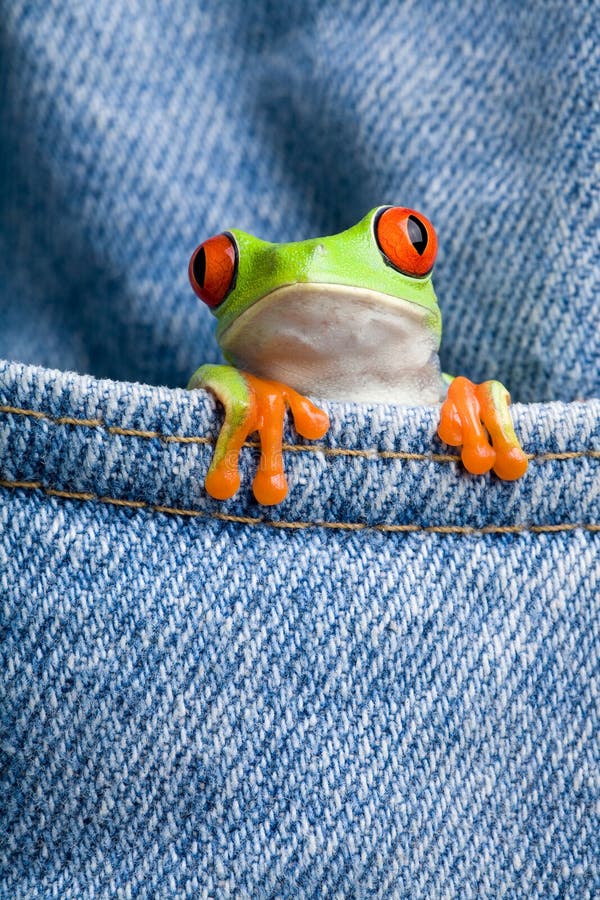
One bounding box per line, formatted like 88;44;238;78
1;0;599;897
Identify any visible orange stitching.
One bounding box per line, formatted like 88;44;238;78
1;403;599;464
1;478;598;535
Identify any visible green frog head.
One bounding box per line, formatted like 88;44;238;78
187;206;528;504
189;206;443;404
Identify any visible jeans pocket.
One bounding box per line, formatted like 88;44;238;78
1;359;599;897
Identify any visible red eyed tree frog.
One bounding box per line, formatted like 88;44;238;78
188;206;528;505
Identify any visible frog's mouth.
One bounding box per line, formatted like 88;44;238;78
218;282;444;405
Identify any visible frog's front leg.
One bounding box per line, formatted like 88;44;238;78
438;376;528;480
188;364;330;504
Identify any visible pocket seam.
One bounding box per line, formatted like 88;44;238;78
1;477;599;535
1;403;598;464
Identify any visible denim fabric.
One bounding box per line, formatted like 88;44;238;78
1;360;599;533
0;1;598;401
1;360;599;897
1;1;600;898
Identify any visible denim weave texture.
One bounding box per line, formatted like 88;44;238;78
0;0;599;897
0;1;599;401
1;360;599;898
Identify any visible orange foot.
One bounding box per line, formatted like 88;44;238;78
188;364;330;505
438;376;528;481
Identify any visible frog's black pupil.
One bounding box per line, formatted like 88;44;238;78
407;215;428;255
193;247;207;287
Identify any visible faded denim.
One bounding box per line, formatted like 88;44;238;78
1;1;599;898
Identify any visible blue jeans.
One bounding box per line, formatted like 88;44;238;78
1;1;599;897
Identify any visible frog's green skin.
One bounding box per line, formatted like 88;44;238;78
190;207;446;406
188;206;528;501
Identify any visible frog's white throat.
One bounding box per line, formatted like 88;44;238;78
219;282;446;405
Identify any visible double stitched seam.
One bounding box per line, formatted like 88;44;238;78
0;478;599;534
1;403;599;463
1;403;598;532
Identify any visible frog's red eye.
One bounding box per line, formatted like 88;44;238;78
189;232;238;308
375;207;437;277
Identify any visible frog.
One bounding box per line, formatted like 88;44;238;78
187;206;528;505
